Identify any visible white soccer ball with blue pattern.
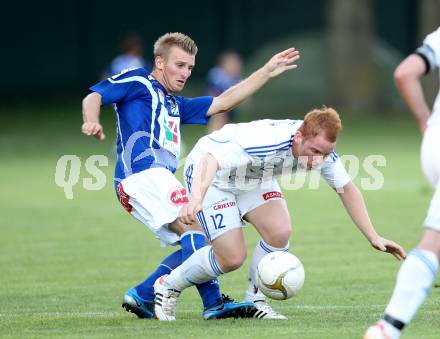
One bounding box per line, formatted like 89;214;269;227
255;251;305;300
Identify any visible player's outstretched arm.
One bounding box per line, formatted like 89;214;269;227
81;92;106;141
179;154;219;224
206;48;300;116
394;54;431;134
337;181;406;260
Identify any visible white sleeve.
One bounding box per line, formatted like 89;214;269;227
320;157;351;189
416;27;440;71
208;141;252;169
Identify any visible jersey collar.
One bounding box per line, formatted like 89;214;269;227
148;74;170;96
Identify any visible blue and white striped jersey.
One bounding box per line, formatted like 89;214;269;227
186;119;350;190
89;67;213;186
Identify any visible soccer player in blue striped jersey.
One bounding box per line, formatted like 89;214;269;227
81;32;300;320
153;107;406;320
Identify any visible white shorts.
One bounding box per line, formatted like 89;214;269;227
117;168;188;246
184;163;285;242
421;127;440;231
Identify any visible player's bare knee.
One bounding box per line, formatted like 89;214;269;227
222;255;246;272
216;248;247;273
265;223;291;248
418;229;440;259
185;222;203;232
168;219;185;236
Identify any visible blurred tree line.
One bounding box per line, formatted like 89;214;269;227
327;0;439;113
1;0;439;115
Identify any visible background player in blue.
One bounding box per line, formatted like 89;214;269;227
81;32;300;319
102;31;152;79
205;50;243;132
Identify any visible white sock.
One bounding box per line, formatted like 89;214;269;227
165;246;223;291
245;239;290;302
384;249;439;331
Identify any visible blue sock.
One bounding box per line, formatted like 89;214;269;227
181;231;222;310
135;249;182;301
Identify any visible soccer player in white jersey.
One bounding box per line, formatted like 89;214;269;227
364;27;440;339
152;107;406;320
81;32;300;320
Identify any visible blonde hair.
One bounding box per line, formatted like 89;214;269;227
299;106;342;142
153;32;198;58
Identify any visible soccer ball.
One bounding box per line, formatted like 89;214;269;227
255;251;305;300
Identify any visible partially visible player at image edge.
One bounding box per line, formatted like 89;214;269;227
365;26;440;339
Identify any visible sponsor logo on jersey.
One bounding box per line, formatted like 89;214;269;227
168;187;189;206
212;197;228;206
117;183;133;213
167;96;180;117
213;201;236;210
171;100;179;116
262;191;284;200
164;120;179;144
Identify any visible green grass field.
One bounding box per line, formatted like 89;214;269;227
1;103;439;338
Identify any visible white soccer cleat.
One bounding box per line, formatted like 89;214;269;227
153;275;181;321
253;300;287;320
364;324;392;339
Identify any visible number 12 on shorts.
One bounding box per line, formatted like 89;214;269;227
210;213;225;229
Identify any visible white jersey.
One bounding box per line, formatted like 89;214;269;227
417;28;440;231
416;26;440;127
186;119;351;191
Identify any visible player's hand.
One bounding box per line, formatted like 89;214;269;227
179;199;203;225
263;48;300;78
370;236;407;260
82;122;106;140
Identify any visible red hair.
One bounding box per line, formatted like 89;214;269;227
299;106;342;142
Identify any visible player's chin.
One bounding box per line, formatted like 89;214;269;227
174;81;185;91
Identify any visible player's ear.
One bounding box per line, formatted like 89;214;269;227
155;55;164;70
294;131;303;144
